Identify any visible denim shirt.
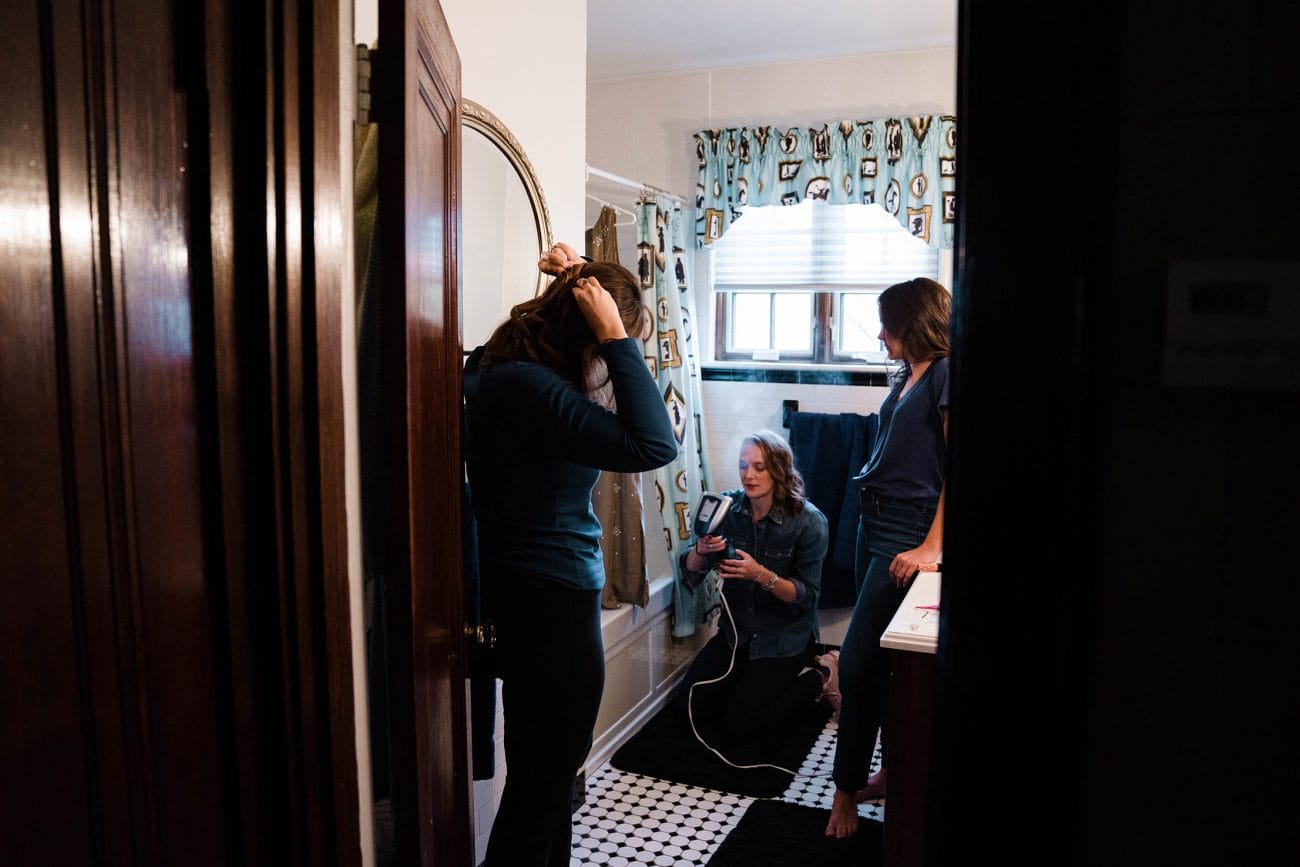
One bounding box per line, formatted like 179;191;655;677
679;490;829;659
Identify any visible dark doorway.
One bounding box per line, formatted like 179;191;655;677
932;3;1299;864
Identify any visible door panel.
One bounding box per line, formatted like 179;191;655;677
1;0;226;862
376;0;470;863
2;0;357;864
1;2;97;858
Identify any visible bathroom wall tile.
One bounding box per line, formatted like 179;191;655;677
492;739;507;796
474;787;502;865
473;778;493;812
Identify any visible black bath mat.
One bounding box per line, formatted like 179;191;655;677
707;799;882;866
609;691;832;798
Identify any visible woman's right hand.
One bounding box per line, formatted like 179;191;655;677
889;544;941;587
572;275;628;343
538;241;585;276
694;535;726;557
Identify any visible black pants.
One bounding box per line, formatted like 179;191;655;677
673;632;822;742
483;582;604;867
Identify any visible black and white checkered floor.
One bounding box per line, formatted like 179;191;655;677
569;717;883;866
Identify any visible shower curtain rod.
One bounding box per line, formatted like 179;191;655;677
585;164;686;205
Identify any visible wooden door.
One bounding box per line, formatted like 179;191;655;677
0;1;227;861
1;0;358;863
374;1;472;863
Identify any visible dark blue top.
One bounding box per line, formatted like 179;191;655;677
857;356;949;505
679;490;828;659
464;337;678;592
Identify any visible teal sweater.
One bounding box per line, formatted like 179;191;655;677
463;338;678;591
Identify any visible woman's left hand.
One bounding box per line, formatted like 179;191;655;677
889;545;941;587
538;241;585;276
717;549;762;582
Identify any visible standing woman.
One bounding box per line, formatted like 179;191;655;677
465;242;677;866
825;277;951;838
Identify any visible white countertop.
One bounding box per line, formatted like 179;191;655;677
879;571;941;654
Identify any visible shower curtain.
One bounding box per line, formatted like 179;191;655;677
636;197;718;638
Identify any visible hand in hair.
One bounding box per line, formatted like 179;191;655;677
572;275;628;343
538;241;585;276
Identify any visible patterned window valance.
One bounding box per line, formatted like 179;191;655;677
695;116;957;250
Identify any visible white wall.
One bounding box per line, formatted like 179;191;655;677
356;0;587;321
588;47;956;203
588;48;956;479
702;380;894;489
441;0;587;259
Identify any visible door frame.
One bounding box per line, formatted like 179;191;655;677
201;0;362;861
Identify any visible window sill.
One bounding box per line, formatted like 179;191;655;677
702;363;895;387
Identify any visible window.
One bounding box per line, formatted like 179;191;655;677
710;202;940;364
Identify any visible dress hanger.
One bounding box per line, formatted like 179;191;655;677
585;193;637;227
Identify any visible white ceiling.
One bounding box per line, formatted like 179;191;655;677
587;0;957;80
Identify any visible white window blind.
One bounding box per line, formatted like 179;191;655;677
711;201;938;290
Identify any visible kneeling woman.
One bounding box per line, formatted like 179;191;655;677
675;431;835;742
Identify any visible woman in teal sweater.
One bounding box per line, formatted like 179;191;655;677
464;243;677;867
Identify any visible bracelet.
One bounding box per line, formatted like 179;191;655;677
763;571;780;592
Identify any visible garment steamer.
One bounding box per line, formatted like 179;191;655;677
685;492;827;779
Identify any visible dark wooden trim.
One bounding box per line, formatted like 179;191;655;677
714;291;727;360
883;650;935;867
702;367;893;387
202;2;279;859
308;0;362;863
814;292;834;363
4;1;357;862
201;0;359;863
377;0;470;862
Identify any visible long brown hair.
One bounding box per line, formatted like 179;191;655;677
480;261;648;391
878;277;951;365
741;430;806;514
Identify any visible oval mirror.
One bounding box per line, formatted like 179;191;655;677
461;99;553;351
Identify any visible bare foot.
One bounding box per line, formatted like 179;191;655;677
824;788;860;838
856;768;886;802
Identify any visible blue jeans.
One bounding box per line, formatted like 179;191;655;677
831;492;934;793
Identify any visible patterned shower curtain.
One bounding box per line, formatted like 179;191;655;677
696;115;957;250
636;196;718;638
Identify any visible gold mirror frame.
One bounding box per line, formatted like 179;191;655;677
461;99;553;296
